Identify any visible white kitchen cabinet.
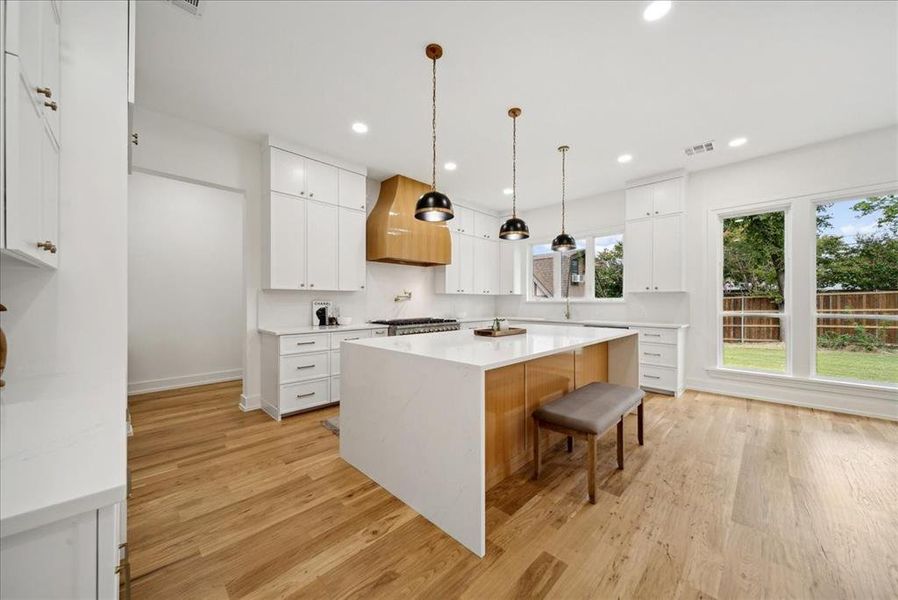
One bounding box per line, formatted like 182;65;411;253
625;177;684;220
267;191;307;289
338;169;367;211
651;214;684;292
499;242;523;295
338;207;366;291
631;325;687;396
624;218;654;292
436;231;475;294
270;147;307;197
474;212;499;240
38;0;60;142
0;503;126;600
305;200;338;290
474;237;498;294
451;204;474;235
306;158;338;205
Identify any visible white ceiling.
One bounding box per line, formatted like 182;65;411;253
136;1;897;213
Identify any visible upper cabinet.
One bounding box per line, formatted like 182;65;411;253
2;1;61;268
624;177;683;220
623;175;686;293
473;212;500;240
450;205;474;235
263;144;367;291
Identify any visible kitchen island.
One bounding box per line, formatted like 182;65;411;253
340;324;639;556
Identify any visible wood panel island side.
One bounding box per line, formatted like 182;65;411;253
339;324;639;556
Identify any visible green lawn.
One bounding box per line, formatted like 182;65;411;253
723;343;898;384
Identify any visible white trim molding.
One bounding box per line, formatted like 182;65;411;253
239;393;262;412
127;369;243;395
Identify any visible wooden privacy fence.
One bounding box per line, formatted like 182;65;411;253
723;291;898;345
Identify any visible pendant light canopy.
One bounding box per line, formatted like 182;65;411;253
415;43;454;222
551;145;576;252
499;108;530;240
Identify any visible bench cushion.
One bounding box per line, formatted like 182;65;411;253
533;382;644;435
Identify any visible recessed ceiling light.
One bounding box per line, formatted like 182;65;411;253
351;122;368;134
643;1;672;22
728;137;748;148
617;154;633;164
444;162;457;171
503;188;513;195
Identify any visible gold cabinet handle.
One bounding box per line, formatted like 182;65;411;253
37;240;57;253
131;132;139;146
44;100;58;111
36;86;52;98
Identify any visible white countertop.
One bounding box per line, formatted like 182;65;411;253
1;374;127;538
349;324;636;370
506;317;689;329
258;323;388;336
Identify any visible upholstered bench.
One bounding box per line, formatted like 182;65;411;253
532;382;645;503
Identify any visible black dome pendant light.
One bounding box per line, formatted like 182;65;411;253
415;43;454;222
499;107;530;240
551;145;576;251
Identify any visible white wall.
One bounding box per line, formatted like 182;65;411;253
128;173;244;393
131;106;263;408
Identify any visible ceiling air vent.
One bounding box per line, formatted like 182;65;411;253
684;140;714;156
167;0;202;16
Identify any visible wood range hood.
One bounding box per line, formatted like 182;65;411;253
366;175;451;266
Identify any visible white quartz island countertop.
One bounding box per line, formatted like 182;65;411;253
350;324;637;369
340;324;639;557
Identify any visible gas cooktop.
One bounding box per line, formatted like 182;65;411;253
370;318;460;336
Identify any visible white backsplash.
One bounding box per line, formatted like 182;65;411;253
257;261;497;329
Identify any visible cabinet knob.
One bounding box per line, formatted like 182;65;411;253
309;192;314;197
645;286;650;290
360;285;365;289
655;210;659;214
37;240;57;253
654;286;658;290
36;86;52;98
645;212;650;216
44;100;58;111
131;132;139;146
310;283;315;287
300;283;305;287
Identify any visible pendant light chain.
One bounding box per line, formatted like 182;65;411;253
561;147;567;233
512;115;517;217
431;55;437;192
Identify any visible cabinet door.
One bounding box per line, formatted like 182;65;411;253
7;1;42;85
40;124;59;268
458;234;475;294
338;207;366;291
4;55;45;264
270;148;306;197
651;214;684;291
625;185;654;221
651;178;683;216
624;219;653;292
269;192;306;289
473;212;498;240
306;201;338;290
39;0;60;142
499;242;522;295
473;238;498;294
452;205;473;234
338;169;367;211
440;231;461;293
306;159;338;205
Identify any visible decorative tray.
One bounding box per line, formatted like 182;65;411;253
473;327;527;337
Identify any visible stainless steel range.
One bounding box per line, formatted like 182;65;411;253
370;318;460;336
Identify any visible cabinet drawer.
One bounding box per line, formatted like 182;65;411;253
332;330;371;346
279;352;329;384
640;365;676;391
634;327;677;345
279;379;331;414
279;333;330;355
331;349;341;375
639;342;677;367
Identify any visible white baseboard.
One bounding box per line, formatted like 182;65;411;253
240;393;261;412
686;375;898;421
128;369;243;395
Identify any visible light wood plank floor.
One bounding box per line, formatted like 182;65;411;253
128;381;898;599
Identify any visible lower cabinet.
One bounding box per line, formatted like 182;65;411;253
0;503;127;599
260;327;387;420
631;326;686;396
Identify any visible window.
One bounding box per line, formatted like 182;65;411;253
814;194;897;385
719;210;788;373
528;232;624;301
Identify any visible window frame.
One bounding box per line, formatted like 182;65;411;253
714;203;793;375
525;227;625;304
810;192;898;386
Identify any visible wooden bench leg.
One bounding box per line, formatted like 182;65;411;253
587;433;597;504
617;417;624;470
637;400;644;446
566;436;573;453
533;418;541;480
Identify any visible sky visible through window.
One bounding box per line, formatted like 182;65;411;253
818;199;885;241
